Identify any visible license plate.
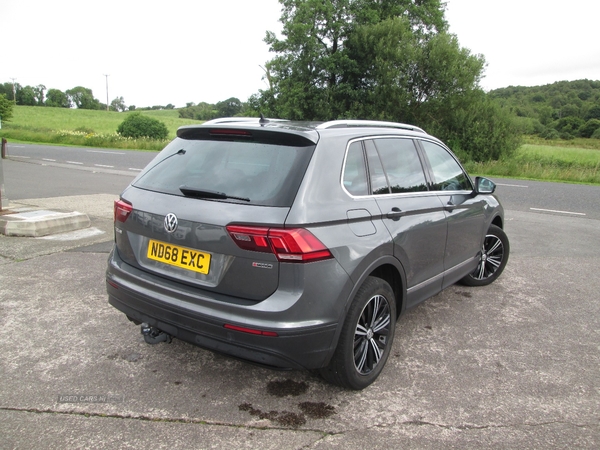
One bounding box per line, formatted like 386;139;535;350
147;239;211;275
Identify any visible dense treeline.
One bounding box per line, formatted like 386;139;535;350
0;82;178;113
178;97;248;121
490;80;600;140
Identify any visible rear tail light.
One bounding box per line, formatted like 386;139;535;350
114;199;133;223
226;225;333;263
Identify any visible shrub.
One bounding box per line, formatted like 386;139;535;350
117;112;169;140
0;93;14;122
579;119;600;138
539;127;560;140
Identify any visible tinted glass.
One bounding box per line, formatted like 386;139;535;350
343;141;369;196
133;137;314;207
373;138;427;193
365;140;390;195
421;141;472;191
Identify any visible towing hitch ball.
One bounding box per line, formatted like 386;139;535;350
140;323;172;344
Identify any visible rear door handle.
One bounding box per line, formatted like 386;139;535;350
386;207;403;220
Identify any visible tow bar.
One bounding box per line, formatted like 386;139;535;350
141;323;173;344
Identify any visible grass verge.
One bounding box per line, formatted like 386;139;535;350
464;142;600;184
1;106;599;184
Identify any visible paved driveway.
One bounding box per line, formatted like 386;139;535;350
1;161;598;448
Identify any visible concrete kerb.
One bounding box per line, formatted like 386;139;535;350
0;194;117;238
0;208;91;237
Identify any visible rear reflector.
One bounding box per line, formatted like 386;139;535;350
114;199;133;223
224;324;278;337
226;225;333;263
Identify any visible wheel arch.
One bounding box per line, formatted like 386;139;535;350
491;214;503;229
322;256;407;369
346;256;407;320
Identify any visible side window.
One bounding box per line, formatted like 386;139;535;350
342;142;369;196
421;141;472;191
373;138;428;193
365;140;390;195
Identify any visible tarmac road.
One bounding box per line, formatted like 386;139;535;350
1;155;599;449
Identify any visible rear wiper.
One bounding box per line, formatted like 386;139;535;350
179;186;250;202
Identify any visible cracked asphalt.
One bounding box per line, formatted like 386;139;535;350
1;160;599;449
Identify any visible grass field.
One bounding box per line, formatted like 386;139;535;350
464;142;600;184
4;105;199;136
1;106;599;184
0;106;200;150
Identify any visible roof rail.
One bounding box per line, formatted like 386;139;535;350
317;120;426;133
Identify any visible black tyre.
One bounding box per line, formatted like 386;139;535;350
320;277;396;390
461;224;509;287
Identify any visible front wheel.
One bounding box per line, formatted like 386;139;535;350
461;224;509;287
320;277;396;390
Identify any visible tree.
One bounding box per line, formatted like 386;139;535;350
0;82;18;101
216;97;242;117
261;0;448;120
253;0;519;161
579;119;600;138
66;86;102;109
46;89;71;108
117;112;169;139
585;105;600;120
33;85;46;105
0;94;14;122
110;96;127;112
16;85;37;106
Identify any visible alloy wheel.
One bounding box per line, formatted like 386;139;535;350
472;233;505;280
353;294;391;374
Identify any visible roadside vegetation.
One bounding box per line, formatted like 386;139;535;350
464;138;600;185
0;106;198;151
0;0;598;184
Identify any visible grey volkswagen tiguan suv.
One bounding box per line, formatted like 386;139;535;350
106;118;509;389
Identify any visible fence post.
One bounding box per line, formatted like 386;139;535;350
0;145;7;210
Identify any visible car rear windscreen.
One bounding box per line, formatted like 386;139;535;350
133;137;315;207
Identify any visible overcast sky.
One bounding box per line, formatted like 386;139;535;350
2;0;599;108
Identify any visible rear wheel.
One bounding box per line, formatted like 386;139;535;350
461;225;509;287
320;277;396;390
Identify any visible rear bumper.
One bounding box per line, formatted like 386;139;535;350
106;248;348;370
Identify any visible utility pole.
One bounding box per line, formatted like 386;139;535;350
9;78;17;103
104;74;109;111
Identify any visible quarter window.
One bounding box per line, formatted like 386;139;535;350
342;142;369;196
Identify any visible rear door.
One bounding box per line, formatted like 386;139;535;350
366;138;448;306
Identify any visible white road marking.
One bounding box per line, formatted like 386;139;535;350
86;150;125;155
66;161;83;165
496;183;528;188
94;164;114;168
530;208;586;216
11;155;30;158
42;158;56;162
129;168;142;171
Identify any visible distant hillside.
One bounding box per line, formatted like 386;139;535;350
489;79;600;140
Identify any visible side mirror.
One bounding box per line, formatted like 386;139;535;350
474;177;496;194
